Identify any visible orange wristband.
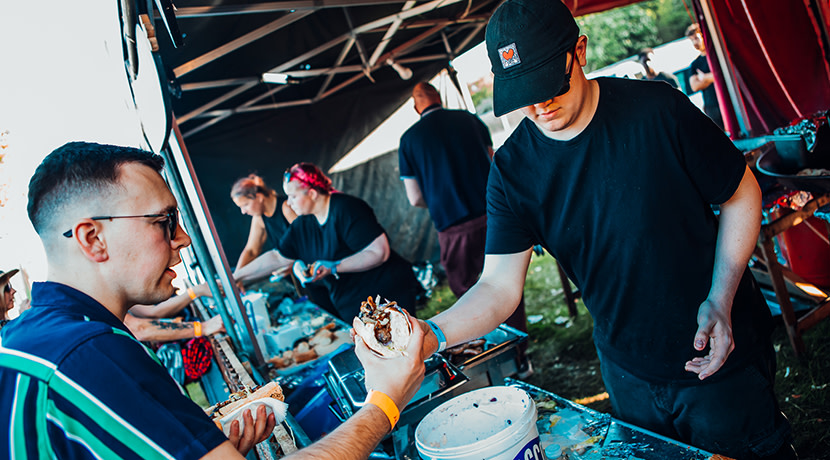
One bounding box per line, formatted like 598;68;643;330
187;287;197;300
365;389;399;430
193;321;202;337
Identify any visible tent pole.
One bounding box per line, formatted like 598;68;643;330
165;118;267;368
698;0;751;138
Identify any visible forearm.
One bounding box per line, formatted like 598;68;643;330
337;236;389;274
709;167;762;307
235;249;259;271
282;406;390;460
130;292;192;318
126;317;198;342
234;250;292;282
428;251;531;354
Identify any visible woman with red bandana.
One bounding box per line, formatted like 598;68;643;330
234;163;421;320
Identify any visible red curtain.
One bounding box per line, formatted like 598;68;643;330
702;0;830;134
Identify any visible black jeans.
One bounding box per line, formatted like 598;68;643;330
598;345;793;459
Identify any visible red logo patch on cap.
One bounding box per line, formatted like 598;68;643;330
498;43;521;69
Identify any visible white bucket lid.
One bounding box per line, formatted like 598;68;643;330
415;386;537;459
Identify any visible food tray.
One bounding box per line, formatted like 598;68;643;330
265;302;353;376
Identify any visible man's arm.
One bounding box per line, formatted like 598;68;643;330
690;68;714;92
129;281;218;318
402;178;427;208
233;249;293;284
124;314;225;342
310;234;390;281
685;166;762;379
236;215;268;270
421;250;532;356
279;316;426;459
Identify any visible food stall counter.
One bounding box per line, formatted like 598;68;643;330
506;378;720;460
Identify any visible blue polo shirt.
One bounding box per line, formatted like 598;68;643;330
399;105;492;231
0;282;227;459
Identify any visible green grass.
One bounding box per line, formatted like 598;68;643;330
418;253;830;459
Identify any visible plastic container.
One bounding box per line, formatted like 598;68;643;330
775;215;830;287
415;386;545;460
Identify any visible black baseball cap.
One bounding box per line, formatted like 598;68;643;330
486;0;580;116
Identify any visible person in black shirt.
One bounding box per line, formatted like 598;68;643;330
686;24;725;130
235;163;421;320
416;0;794;458
230;174;297;271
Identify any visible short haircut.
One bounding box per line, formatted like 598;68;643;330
27;141;165;235
685;23;701;37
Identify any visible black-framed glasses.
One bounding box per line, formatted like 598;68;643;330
62;209;179;239
554;45;578;98
3;283;11;294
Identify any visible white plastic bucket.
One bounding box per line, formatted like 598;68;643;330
415;386;546;460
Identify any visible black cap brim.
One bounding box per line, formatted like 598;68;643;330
492;51;569;117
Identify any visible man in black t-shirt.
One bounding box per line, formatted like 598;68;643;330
399;82;493;298
686;24;724;130
415;0;794;458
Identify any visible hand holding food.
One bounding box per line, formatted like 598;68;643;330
206;381;287;435
352;296;412;357
353;300;426;411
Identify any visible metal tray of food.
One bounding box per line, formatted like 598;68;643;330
756;134;830;195
439;324;527;389
264;302;354;375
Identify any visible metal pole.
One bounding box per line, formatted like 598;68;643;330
164;119;266;366
698;0;750;138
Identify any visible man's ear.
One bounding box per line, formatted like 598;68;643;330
73;220;109;263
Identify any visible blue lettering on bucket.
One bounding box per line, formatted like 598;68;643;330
512;436;545;460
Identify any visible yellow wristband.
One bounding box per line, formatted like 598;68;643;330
187;287;197;300
365;389;399;430
193;321;202;337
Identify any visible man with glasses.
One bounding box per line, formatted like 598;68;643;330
415;0;795;458
0;142;426;459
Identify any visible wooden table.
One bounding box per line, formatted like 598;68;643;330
756;193;830;357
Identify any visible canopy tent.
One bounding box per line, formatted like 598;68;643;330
150;0;830;263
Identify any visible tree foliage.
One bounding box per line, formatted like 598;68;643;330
577;0;693;73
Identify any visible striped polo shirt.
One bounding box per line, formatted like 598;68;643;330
0;282;227;459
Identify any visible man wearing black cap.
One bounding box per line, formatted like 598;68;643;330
416;0;795;458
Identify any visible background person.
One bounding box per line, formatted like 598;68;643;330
399;82;531;374
636;48;679;89
230;174;297;271
1;269;23;328
686;23;724;130
231;173;333;311
235;163;422;320
415;0;795;458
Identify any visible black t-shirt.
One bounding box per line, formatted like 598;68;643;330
690;55;722;126
399;106;492;231
278;194;419;319
263;196;290;249
486;77;772;382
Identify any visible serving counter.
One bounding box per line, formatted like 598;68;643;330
196;294;718;459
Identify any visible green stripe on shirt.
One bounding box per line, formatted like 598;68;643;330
11;374;30;460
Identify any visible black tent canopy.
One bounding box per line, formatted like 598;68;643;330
157;0;498;170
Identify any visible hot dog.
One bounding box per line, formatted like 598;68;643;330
207;381;284;421
352;295;411;357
